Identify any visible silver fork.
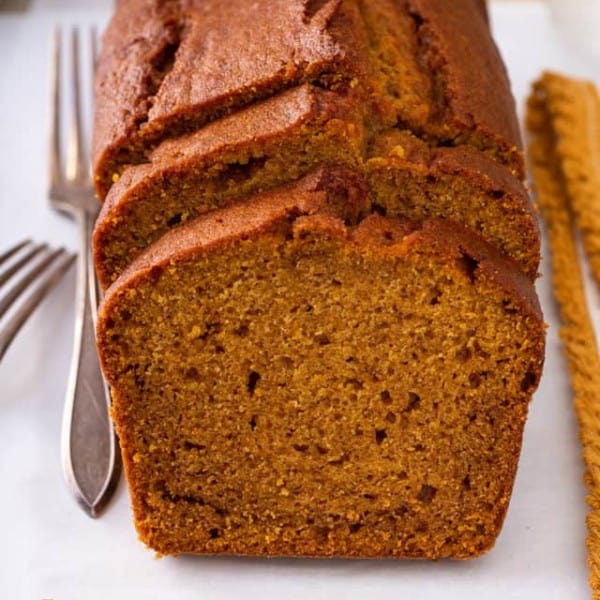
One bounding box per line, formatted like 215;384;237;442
49;27;121;518
0;241;75;361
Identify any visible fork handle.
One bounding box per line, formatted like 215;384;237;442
61;209;121;517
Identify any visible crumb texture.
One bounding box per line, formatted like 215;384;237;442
97;191;545;558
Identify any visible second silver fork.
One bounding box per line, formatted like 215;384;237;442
49;27;121;518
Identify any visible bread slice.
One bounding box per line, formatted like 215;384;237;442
366;130;540;279
97;173;545;558
92;86;366;288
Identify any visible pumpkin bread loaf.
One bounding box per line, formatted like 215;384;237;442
94;0;546;558
97;174;545;558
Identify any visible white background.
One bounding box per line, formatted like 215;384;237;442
0;1;598;598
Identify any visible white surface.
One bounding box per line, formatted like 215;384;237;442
546;0;600;65
0;1;598;598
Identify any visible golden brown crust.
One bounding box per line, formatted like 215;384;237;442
473;0;489;23
404;0;522;169
93;84;366;288
365;133;540;278
409;219;542;319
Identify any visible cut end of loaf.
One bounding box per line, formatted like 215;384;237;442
98;213;544;559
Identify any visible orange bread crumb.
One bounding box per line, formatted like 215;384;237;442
98;175;544;558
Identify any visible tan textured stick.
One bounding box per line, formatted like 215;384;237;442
539;72;600;283
527;74;600;597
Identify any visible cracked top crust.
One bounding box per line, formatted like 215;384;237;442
93;0;363;196
93;0;523;198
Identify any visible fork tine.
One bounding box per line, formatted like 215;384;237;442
90;26;98;179
67;27;86;183
91;25;98;75
49;27;63;191
0;251;75;361
0;247;67;317
0;240;32;266
0;243;47;288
